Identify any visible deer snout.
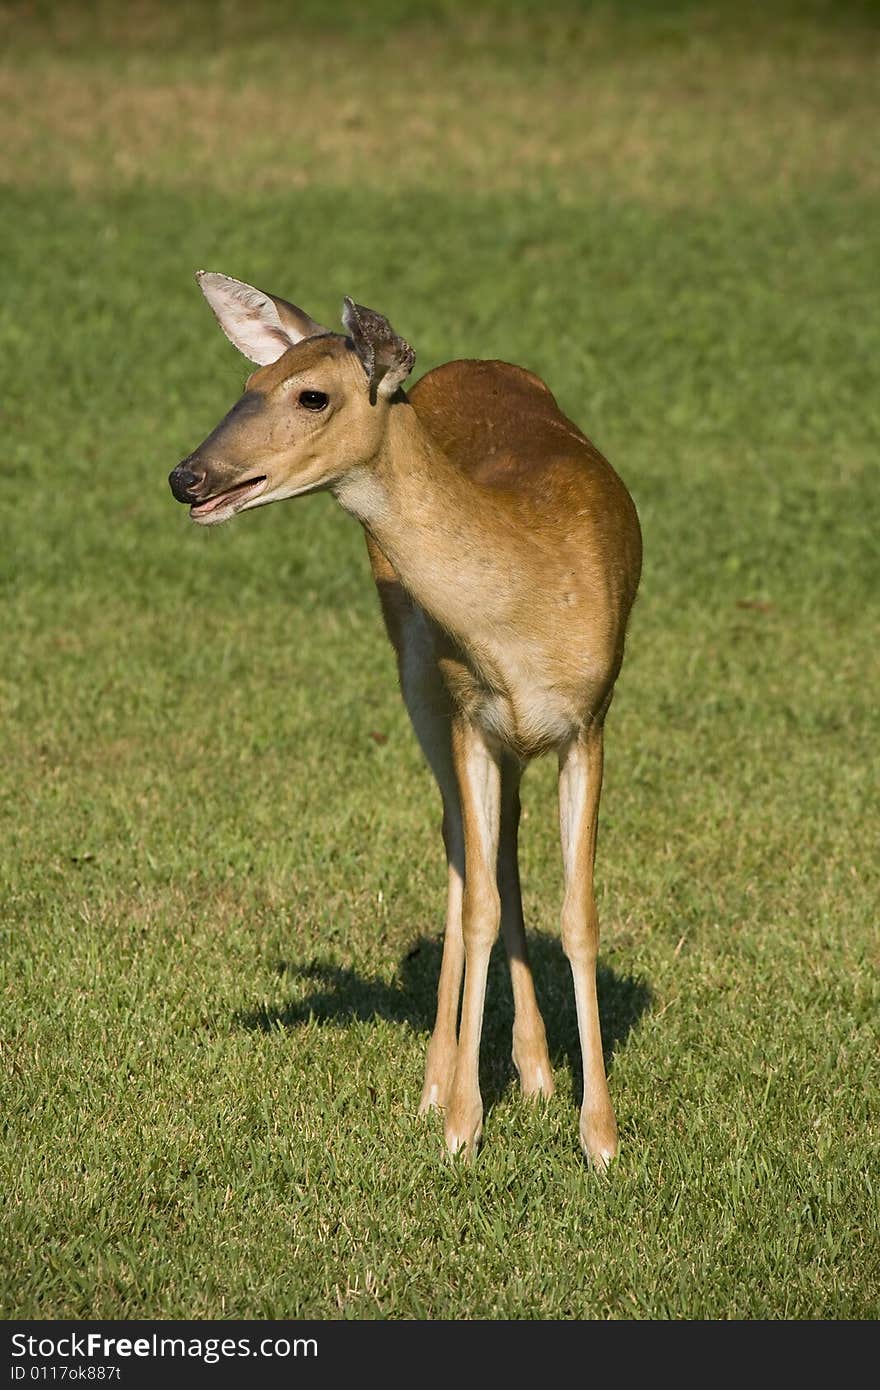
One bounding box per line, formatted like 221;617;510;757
168;461;206;504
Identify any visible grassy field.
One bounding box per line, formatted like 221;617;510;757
1;0;878;1319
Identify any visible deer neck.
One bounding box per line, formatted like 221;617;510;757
333;401;509;650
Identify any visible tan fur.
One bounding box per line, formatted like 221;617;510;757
174;299;641;1164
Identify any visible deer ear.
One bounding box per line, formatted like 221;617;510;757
341;298;415;400
197;272;329;366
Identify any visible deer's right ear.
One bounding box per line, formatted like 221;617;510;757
196;272;329;366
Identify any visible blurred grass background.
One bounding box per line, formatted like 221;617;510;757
1;0;878;1318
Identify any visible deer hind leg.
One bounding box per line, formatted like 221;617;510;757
499;758;554;1100
444;719;503;1156
558;726;618;1168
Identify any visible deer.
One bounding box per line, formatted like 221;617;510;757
168;273;642;1166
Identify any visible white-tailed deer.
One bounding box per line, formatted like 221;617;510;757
169;273;642;1164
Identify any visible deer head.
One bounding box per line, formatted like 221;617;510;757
168;273;415;525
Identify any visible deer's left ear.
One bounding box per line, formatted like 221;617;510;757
342;298;415;400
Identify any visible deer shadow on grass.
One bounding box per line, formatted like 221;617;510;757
236;931;651;1112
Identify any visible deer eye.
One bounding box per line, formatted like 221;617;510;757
298;389;329;411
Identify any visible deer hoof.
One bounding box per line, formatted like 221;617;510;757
444;1101;483;1158
579;1108;619;1171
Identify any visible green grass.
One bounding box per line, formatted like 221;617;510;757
1;0;878;1319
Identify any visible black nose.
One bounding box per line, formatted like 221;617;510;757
169;462;205;504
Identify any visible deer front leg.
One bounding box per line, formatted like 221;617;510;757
499;760;554;1099
418;803;464;1114
558;728;618;1168
444;720;502;1156
391;617;465;1116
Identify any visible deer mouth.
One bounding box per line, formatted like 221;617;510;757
190;475;268;522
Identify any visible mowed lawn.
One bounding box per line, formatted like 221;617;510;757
1;1;878;1319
